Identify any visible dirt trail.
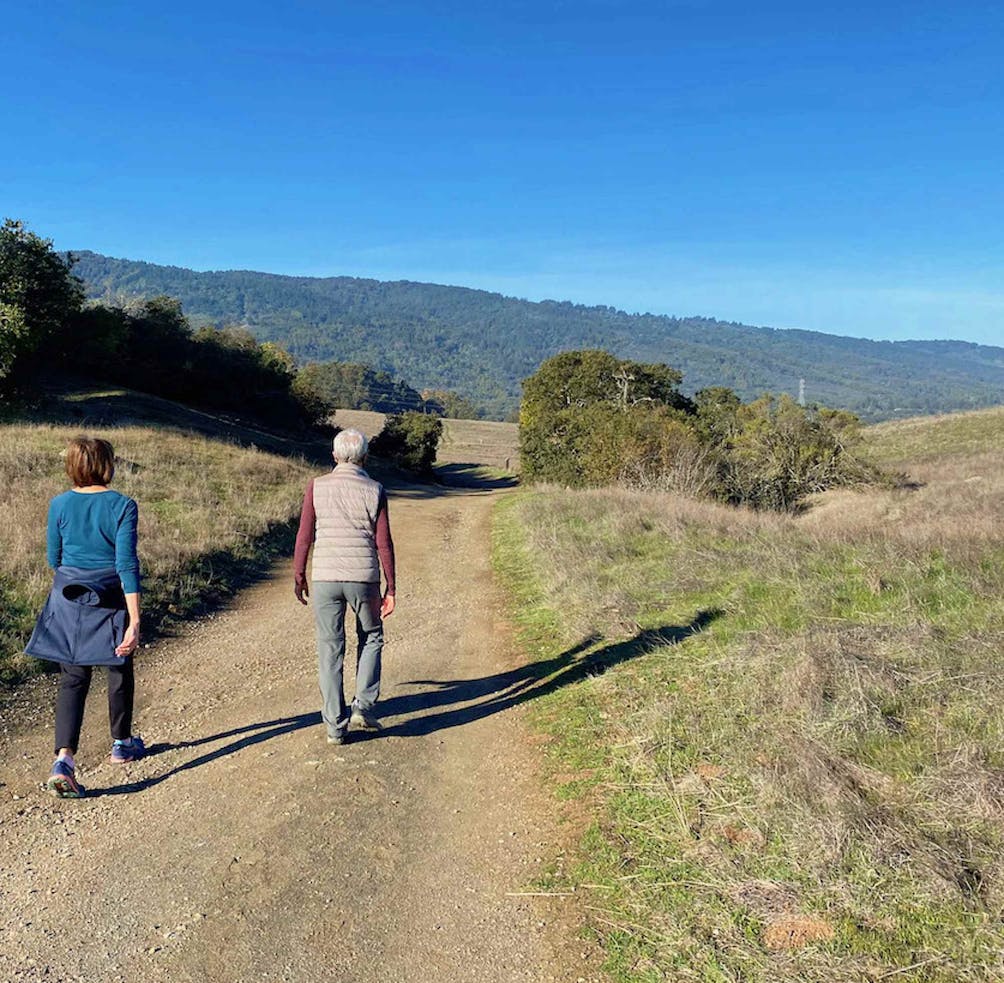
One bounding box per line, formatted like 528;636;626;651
0;486;601;983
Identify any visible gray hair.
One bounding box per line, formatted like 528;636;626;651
332;428;368;464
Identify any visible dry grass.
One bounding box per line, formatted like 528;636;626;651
0;420;315;685
493;405;1004;981
331;407;519;472
864;404;1004;469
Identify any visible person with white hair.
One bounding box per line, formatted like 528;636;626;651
293;428;396;743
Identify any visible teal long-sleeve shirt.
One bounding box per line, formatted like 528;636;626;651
46;489;142;594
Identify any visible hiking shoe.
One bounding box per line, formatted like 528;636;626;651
46;759;85;799
349;706;382;731
327;732;347;745
110;736;146;764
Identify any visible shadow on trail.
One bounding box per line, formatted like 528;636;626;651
365;609;721;741
434;463;519;490
89;711;321;797
89;611;719;793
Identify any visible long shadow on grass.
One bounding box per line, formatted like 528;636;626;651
369;609;722;741
88;711;322;797
88;614;719;794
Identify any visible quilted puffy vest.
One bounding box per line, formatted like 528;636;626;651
310;464;383;583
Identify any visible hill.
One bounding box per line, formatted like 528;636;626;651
71;251;1004;422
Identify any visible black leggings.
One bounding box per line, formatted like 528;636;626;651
54;660;134;754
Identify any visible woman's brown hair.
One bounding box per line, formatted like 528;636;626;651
65;436;116;487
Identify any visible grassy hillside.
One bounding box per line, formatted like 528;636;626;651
332;408;519;473
0;390;321;687
493;406;1004;981
71;251;1004;422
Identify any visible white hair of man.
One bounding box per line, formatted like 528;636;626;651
332;428;369;464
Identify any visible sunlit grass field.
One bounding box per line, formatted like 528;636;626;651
331;407;519;472
493;406;1004;981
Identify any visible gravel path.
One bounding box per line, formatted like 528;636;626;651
0;486;602;983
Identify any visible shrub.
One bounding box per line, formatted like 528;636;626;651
370;411;443;475
520;350;693;484
519;350;880;510
717;394;879;510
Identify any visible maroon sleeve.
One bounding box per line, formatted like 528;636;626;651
293;480;315;586
375;491;396;595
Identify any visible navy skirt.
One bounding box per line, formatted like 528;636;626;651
25;566;130;667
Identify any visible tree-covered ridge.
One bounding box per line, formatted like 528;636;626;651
71;250;1004;422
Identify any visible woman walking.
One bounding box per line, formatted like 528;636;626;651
26;436;145;798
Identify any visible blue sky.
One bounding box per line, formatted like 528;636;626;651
3;1;1002;344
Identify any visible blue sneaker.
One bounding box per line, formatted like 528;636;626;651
110;736;146;764
46;759;85;798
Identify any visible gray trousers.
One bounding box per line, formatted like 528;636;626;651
312;580;383;736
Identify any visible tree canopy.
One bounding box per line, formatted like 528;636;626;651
0;219;83;379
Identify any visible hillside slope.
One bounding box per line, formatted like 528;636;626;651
0;388;325;686
493;405;1004;980
71;251;1004;422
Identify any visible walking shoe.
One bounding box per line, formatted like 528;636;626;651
349;706;382;731
327;731;347;745
110;736;146;764
46;759;85;799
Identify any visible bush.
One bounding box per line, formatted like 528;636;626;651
519;350;880;510
711;394;878;510
370;412;443;475
520;350;693;484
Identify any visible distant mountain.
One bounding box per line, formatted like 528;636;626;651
70;251;1004;421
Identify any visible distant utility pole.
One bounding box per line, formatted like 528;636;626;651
798;378;806;406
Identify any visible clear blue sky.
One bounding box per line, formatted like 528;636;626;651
3;1;1002;344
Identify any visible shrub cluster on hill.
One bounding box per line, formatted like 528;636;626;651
520;350;880;510
295;361;479;420
296;360;425;415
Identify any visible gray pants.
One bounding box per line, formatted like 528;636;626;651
312;580;383;737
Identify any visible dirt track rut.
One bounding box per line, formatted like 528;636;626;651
0;486;601;983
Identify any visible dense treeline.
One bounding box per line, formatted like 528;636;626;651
0;221;466;436
520;350;880;511
294;361;479;418
73;298;321;427
72;250;1004;423
0;219;319;428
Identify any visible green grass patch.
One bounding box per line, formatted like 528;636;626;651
493;410;1004;982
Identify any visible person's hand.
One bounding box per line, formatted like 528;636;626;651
116;623;140;657
295;578;310;606
380;592;395;618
